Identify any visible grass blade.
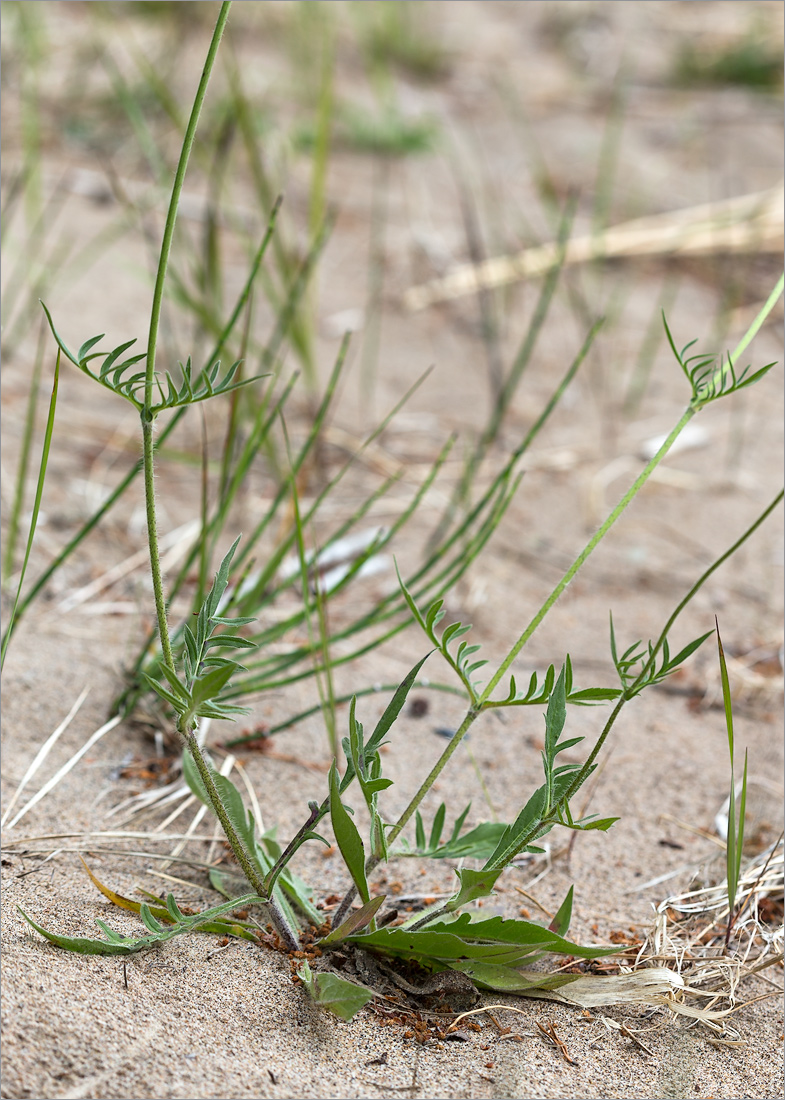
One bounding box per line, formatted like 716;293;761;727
1;349;60;669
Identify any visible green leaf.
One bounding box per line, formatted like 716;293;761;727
142;674;187;715
329;762;370;905
567;687;621;704
548;886;573;937
365;652;433;756
485;783;548;868
543;666;567;782
429;803;446;850
159;663;191;701
207;536;242;617
18;907;145;956
298;960;374;1021
344;912;620;965
76;333;106;362
445;866;505;910
203;634;257;650
319;896;387;945
450;958;582;995
190;663;235;707
664;631;713;675
140;904;163;933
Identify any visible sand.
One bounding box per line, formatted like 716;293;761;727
2;3;783;1097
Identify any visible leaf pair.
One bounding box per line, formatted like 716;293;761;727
41;302;263;416
397;572;485;701
609;613;712;698
663;315;775;410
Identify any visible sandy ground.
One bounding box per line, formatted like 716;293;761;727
2;3;783;1098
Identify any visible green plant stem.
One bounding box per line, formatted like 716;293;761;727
478;406;696;705
391;709;480;850
181;730;298;951
143;0;231;415
264;803;323;899
142;417;174;671
224;679;466;746
632;488;784;689
725;274;783;369
138;0;228;655
3;318;45;586
127;0;297;952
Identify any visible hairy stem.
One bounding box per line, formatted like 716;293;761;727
130;0;297;951
183;729;298;951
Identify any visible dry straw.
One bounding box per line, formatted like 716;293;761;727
404;183;784;310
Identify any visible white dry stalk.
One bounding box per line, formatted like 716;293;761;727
404;183;785;310
659;841;783;918
153;794;199;833
2;829;225;846
1;686;89;827
58;519;200;612
4;713;123;830
107;719;214;826
232;759;265;833
107;781;194;825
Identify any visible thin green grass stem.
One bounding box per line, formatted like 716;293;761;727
285;416;339;757
3;319;45;587
725;273;783;367
478;406;696;706
482;199;576;452
141;414;174;671
1;350;60;670
223;679;466;746
383;707;480;851
632;489;784;691
143;0;231;415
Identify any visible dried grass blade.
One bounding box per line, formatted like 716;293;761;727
520;967;685;1008
1;686;89;827
405;184;784;309
4;713;122;830
57;520;200;612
